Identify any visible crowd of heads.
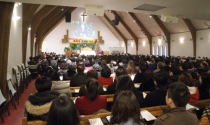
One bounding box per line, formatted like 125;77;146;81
31;52;210;125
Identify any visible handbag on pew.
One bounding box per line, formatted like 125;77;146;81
201;106;210;124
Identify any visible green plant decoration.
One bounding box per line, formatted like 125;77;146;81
64;47;70;52
70;43;76;50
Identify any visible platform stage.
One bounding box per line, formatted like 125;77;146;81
80;50;96;56
79;47;96;55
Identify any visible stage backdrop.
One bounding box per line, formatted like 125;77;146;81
43;7;121;54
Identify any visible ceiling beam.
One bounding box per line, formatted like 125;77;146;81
152;15;170;56
104;14;127;53
112;11;138;54
22;3;40;63
183;18;196;57
35;6;67;54
128;12;152;55
30;5;56;57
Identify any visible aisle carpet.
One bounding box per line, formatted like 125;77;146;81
2;79;35;125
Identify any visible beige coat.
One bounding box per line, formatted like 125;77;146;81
52;81;72;97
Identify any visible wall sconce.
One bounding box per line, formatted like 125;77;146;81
131;41;134;47
13;2;21;21
180;38;184;43
158;39;162;45
143;41;145;46
13;16;20;21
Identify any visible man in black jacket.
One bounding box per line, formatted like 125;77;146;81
70;64;86;87
106;66;127;94
142;71;168;107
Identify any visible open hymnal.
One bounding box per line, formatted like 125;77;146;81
143;92;147;98
140;110;157;121
89;118;104;125
186;103;199;110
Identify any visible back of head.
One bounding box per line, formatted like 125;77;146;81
35;76;52;92
139;65;147;73
101;59;107;67
86;78;99;101
167;82;190;107
154;71;168;86
86;69;98;79
45;69;60;81
126;60;136;74
101;66;111;78
179;73;195;87
157;62;165;69
115;66;127;78
169;64;181;75
47;95;80;125
182;61;189;70
77;64;84;73
116;75;135;92
165;59;170;66
29;56;33;61
111;91;142;124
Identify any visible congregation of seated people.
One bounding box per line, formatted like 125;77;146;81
26;52;210;124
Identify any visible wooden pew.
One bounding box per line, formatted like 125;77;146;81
23;99;210;125
71;94;115;103
189;99;210;109
22;104;166;125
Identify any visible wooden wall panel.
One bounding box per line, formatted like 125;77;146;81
36;7;76;52
30;5;56;56
22;3;40;63
0;2;14;97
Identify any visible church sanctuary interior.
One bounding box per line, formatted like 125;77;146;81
1;0;210;125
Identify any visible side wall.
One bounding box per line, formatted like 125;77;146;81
7;4;23;81
196;29;210;57
170;32;193;57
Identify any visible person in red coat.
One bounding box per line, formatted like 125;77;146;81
98;66;113;85
75;78;107;115
179;73;199;103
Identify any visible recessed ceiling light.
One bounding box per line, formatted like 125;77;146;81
61;9;64;11
149;15;152;18
134;20;136;22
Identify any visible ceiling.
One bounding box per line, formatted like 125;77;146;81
1;0;210;41
1;0;210;21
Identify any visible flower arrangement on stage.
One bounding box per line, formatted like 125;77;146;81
97;49;103;56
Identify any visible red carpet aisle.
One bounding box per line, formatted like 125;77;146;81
3;79;35;125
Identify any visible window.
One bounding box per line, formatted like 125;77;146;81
156;46;158;55
159;46;162;56
165;46;168;56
